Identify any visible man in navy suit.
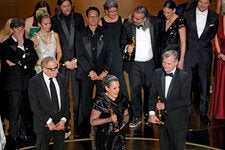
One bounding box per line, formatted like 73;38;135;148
148;50;191;150
28;57;70;150
184;0;218;125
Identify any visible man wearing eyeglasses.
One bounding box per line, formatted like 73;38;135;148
28;56;70;150
76;6;112;138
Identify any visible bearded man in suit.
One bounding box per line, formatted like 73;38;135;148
148;50;191;150
120;6;161;128
28;57;70;150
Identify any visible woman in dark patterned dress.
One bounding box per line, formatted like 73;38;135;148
90;75;130;150
161;0;186;70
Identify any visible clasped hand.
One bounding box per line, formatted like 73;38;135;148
89;70;107;80
47;120;65;131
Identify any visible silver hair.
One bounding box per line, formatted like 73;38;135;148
102;75;119;87
41;56;57;69
103;0;118;10
162;50;179;60
128;6;151;30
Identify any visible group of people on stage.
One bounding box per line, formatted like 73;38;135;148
0;0;224;149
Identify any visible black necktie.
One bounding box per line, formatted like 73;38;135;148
165;72;174;77
49;78;59;112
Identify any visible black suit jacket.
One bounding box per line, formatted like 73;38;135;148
51;13;85;63
120;16;161;71
148;68;191;131
1;36;37;90
76;26;112;80
28;72;70;134
184;8;218;65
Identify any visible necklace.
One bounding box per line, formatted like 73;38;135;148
39;31;52;44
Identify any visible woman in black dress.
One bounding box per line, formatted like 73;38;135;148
90;75;130;150
99;0;128;97
161;0;186;70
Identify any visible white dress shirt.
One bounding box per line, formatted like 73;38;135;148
196;7;208;38
165;68;176;98
134;27;153;62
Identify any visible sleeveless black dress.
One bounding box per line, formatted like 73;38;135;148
101;17;128;97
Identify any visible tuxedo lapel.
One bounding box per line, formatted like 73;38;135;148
56;75;64;106
132;24;136;38
40;73;52;102
149;20;155;49
8;37;20;52
96;36;103;58
200;10;214;39
161;71;166;99
82;36;92;58
191;9;199;39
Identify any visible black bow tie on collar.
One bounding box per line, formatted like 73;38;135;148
165;72;174;77
136;25;143;29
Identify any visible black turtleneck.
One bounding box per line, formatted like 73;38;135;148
62;14;72;32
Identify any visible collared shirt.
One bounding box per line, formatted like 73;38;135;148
196;7;208;38
135;27;153;62
165;68;176;98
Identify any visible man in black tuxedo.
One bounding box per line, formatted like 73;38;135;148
28;57;70;150
120;6;161;128
184;0;218;125
148;50;191;150
1;18;38;148
76;6;111;137
51;0;85;130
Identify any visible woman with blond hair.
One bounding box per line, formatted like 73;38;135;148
31;12;62;74
0;18;13;43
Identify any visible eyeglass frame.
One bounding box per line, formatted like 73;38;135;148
45;64;59;71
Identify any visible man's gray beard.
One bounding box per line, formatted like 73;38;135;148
129;18;150;31
142;19;150;30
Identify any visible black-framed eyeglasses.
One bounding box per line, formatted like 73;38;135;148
45;65;58;71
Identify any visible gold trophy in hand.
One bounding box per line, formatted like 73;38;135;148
108;105;119;129
156;96;165;125
123;37;135;61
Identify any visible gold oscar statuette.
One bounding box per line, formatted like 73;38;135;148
108;105;119;129
156;96;164;125
123;37;135;61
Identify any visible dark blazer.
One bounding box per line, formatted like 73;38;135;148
51;13;85;63
76;26;112;80
148;68;191;131
120;16;161;71
184;8;218;65
28;72;70;134
1;36;37;90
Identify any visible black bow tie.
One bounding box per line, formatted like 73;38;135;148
136;25;143;29
165;72;174;77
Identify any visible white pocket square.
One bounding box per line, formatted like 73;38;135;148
209;24;214;27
